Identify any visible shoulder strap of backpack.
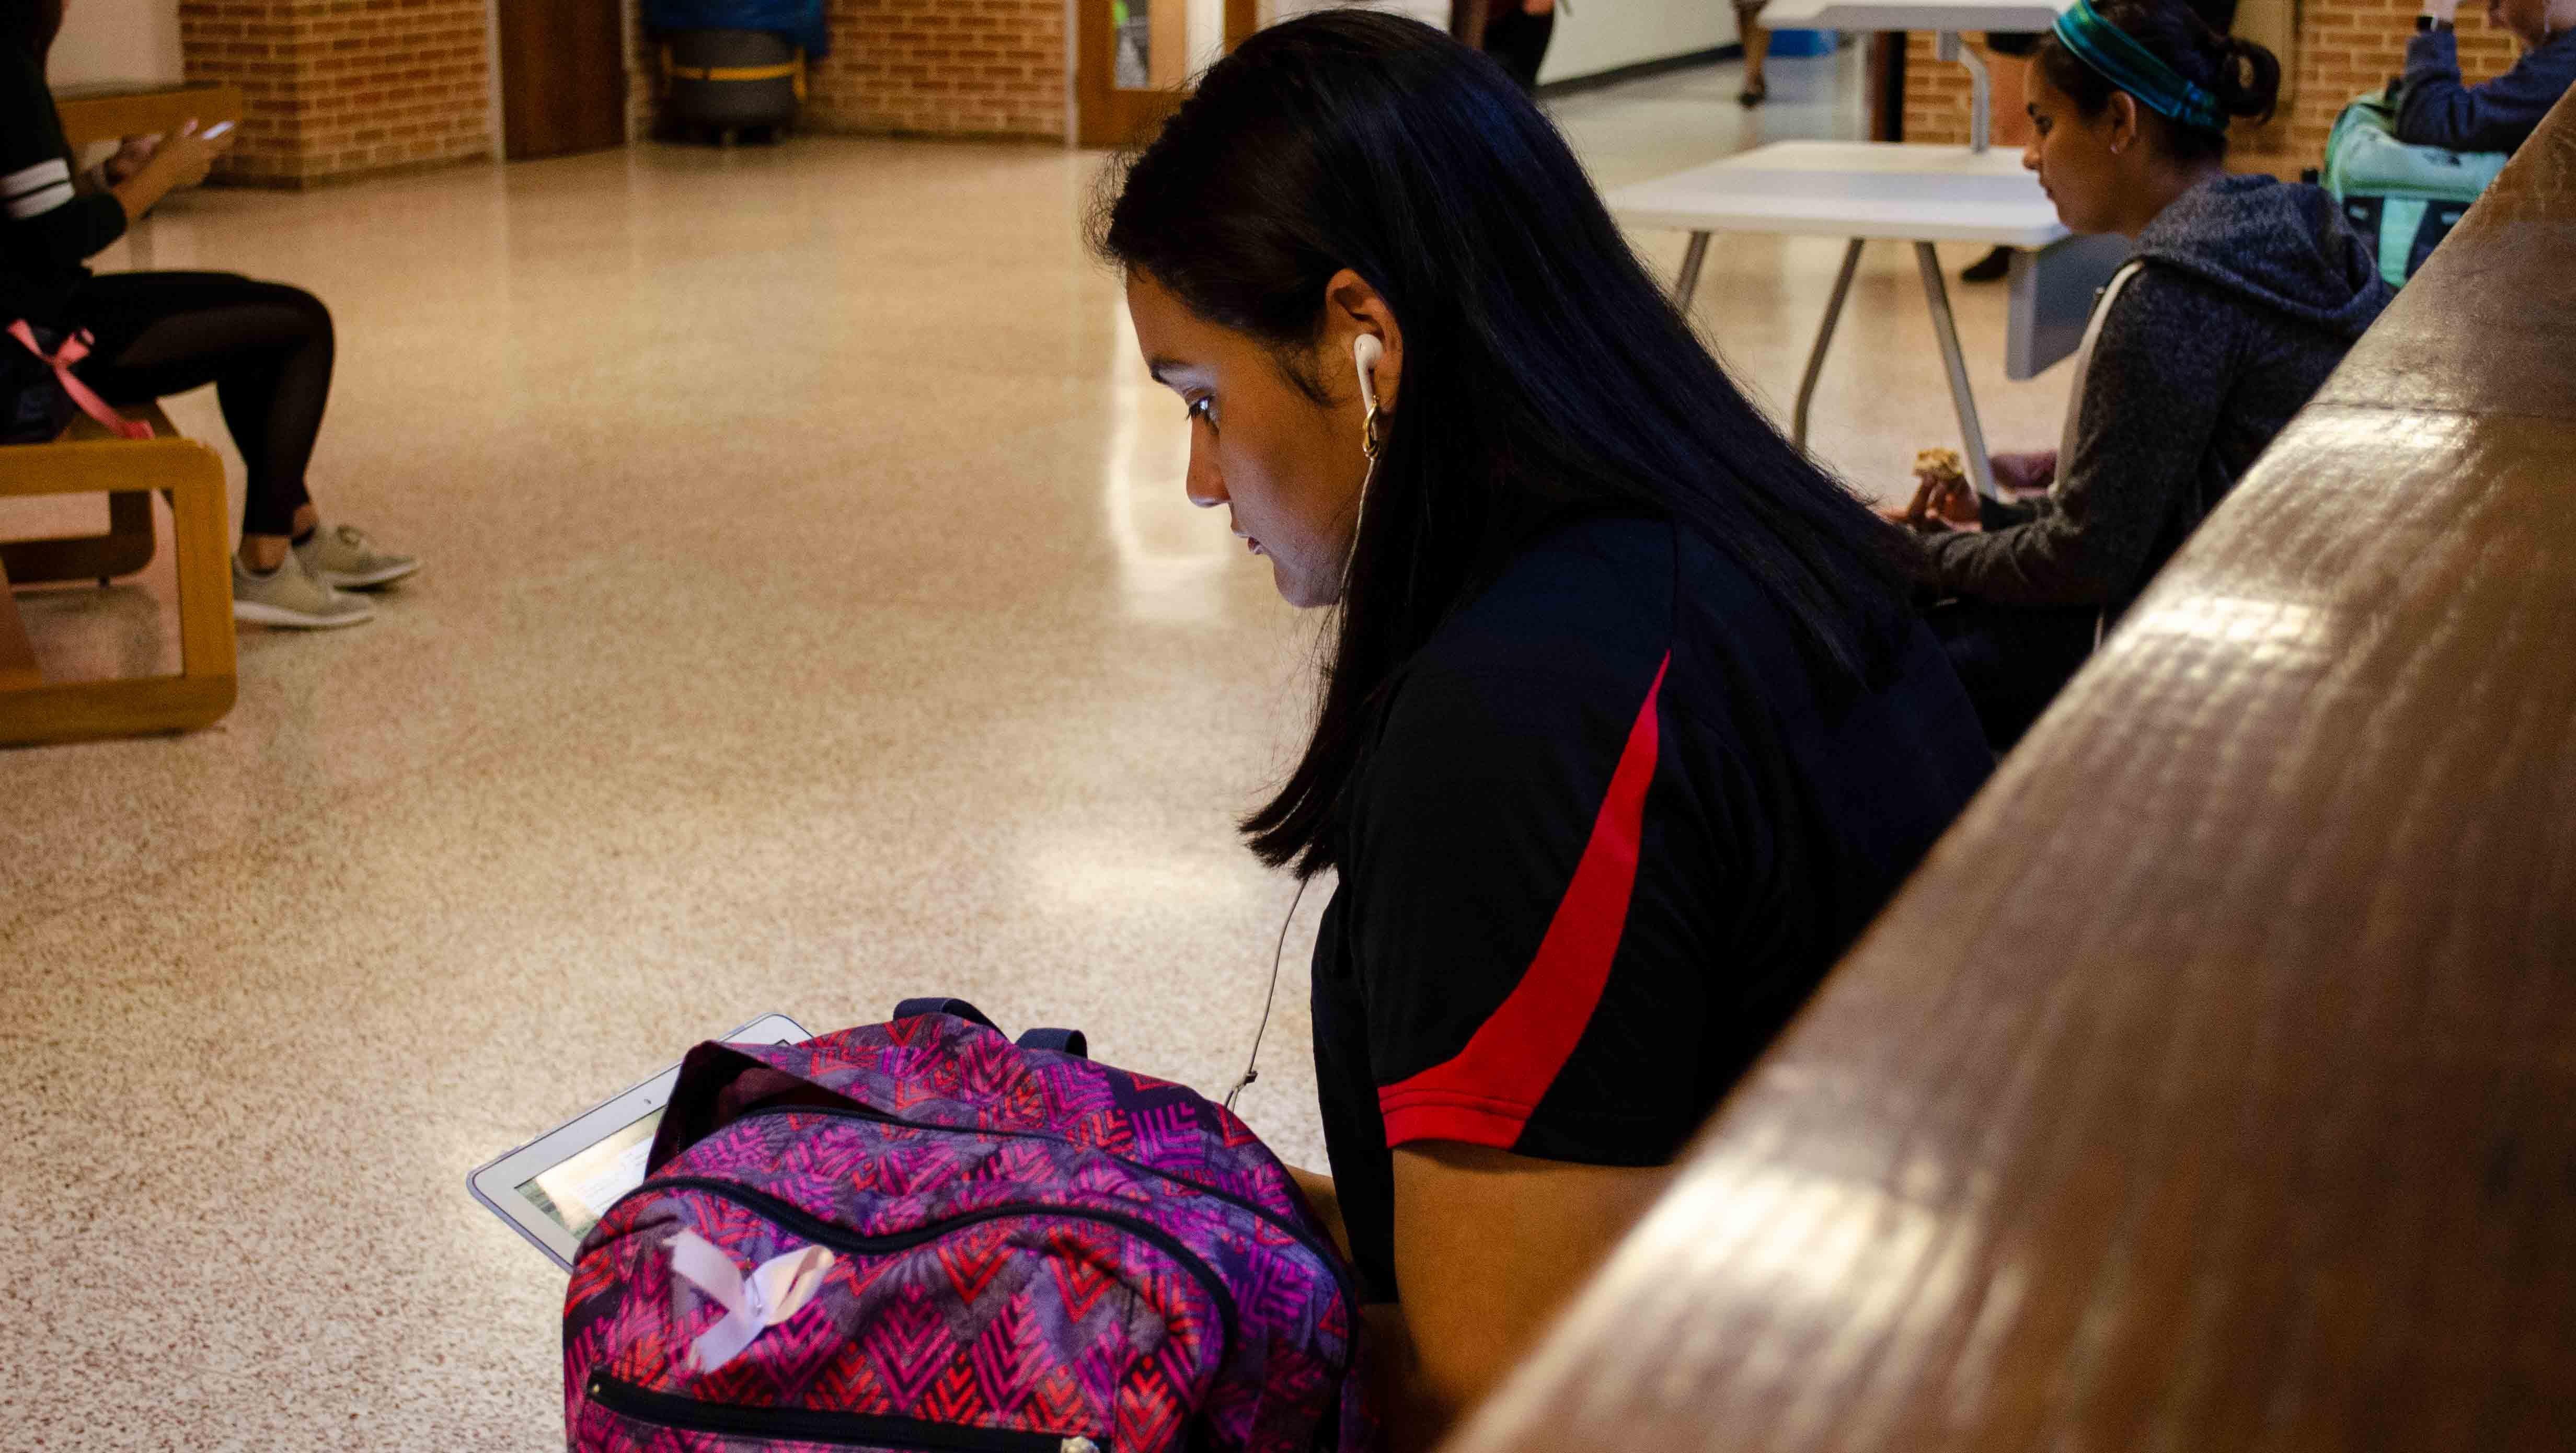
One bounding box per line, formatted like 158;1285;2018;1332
891;996;997;1030
1015;1028;1088;1058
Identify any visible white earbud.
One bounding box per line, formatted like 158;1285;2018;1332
1342;333;1388;589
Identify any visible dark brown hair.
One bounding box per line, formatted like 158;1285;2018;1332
2037;0;2280;163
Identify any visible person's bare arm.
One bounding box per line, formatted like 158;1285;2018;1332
1377;1143;1670;1450
1285;1164;1350;1260
109;120;231;224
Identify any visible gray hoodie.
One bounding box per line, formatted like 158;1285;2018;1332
1918;175;2394;620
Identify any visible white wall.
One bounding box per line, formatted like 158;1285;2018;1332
1190;0;1229;75
49;0;186;86
1268;1;1455;31
1264;2;1740;86
1538;1;1736;85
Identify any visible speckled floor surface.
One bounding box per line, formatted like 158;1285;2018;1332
0;49;2067;1448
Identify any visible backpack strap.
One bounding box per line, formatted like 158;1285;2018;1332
8;322;151;440
891;997;997;1031
1015;1028;1088;1058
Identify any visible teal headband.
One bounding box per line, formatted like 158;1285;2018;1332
2051;0;2228;134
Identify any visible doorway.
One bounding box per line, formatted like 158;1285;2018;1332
1075;0;1259;148
496;0;629;160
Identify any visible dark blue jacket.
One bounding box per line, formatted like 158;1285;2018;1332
2399;25;2576;154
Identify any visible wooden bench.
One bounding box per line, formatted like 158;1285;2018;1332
3;84;249;745
1;405;236;746
1443;89;2576;1453
52;80;245;152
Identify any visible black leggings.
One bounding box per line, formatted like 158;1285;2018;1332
1484;7;1556;91
67;271;335;537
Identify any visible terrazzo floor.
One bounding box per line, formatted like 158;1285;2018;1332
0;47;2071;1448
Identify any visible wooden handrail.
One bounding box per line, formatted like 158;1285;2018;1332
1445;91;2576;1453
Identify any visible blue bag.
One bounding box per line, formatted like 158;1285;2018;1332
2320;88;2509;287
641;0;830;59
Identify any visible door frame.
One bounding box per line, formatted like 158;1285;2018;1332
485;0;638;162
1073;0;1259;149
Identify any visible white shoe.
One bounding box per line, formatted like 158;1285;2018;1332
232;548;374;629
295;522;420;590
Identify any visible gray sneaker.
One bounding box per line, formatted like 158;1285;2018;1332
233;548;375;629
295;523;420;589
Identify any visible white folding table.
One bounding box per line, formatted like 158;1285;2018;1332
1766;0;2075;152
1605;0;2125;498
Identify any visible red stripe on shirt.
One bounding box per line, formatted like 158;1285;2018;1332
1375;652;1671;1150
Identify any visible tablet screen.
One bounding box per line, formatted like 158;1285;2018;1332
518;1106;663;1240
470;1012;809;1268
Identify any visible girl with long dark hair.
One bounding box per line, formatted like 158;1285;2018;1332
1097;11;1988;1442
1896;0;2388;748
4;0;418;629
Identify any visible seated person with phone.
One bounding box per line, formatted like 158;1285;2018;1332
2398;0;2576;154
6;0;419;629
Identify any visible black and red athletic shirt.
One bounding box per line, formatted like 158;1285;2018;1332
1311;513;1991;1303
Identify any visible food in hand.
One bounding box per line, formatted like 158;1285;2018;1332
1905;448;1968;529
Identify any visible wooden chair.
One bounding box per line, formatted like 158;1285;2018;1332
1;402;236;746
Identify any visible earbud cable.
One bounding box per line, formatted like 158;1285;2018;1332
1225;875;1313;1115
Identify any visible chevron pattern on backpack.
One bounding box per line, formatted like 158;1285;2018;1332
564;1006;1374;1453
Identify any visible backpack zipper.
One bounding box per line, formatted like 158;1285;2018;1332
589;1372;1101;1452
734;1103;1364;1449
614;1174;1241;1357
735;1101;1362;1328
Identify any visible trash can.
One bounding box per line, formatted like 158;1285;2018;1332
643;0;829;144
661;29;804;143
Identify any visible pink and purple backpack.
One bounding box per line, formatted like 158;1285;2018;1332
564;999;1372;1453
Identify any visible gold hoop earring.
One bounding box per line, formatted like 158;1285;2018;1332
1361;400;1383;461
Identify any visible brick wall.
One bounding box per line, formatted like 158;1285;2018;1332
2241;1;2518;169
1903;30;1979;143
180;0;493;188
803;0;1067;140
1903;4;2524;174
183;0;1068;181
629;0;1067;142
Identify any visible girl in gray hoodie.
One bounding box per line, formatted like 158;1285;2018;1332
1900;0;2394;749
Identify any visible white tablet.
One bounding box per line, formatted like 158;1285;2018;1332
468;1013;810;1271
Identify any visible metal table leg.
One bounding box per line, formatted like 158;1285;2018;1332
1914;240;1997;499
1937;32;1994;154
1792;238;1867;450
1673;232;1710;314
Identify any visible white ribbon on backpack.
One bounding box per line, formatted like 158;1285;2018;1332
666;1230;837;1373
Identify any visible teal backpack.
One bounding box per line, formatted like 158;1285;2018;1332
2319;88;2510;287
